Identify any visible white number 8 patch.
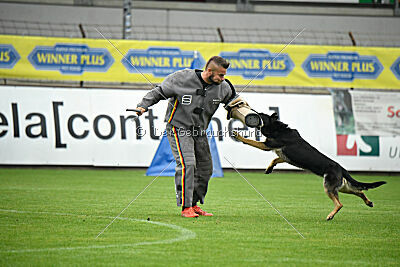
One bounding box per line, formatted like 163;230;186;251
182;95;192;105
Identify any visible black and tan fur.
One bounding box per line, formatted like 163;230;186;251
233;113;386;221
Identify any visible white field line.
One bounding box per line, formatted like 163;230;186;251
0;209;196;253
96;159;175;238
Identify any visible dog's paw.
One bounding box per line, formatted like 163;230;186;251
367;201;374;208
264;168;273;174
326;213;336;221
326;215;334;221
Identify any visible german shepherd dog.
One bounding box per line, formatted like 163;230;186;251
233;113;386;221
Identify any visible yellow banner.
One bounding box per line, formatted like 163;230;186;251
1;35;400;90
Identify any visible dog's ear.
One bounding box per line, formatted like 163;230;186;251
271;112;279;120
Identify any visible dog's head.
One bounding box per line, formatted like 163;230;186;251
259;112;279;126
258;112;284;136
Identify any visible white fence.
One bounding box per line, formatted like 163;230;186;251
0;86;399;171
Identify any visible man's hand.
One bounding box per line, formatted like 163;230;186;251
136;107;146;116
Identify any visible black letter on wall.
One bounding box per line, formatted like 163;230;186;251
0;113;8;138
68;114;89;139
53;102;66;148
228;119;248;141
25;113;47;138
11;103;19;138
120;115;141;140
145;109;159;140
94;115;115;140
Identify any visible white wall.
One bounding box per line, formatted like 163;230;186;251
1;85;399;171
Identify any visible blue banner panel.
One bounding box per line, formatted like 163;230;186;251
391;57;400;80
0;44;20;69
122;47;205;77
302;52;383;81
220;49;294;79
28;43;114;74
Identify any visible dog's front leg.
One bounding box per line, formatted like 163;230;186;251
265;157;285;174
232;131;271;151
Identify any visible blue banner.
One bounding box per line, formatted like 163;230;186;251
28;44;114;75
391;57;400;80
219;49;294;79
302;52;383;81
122;47;205;77
0;44;20;69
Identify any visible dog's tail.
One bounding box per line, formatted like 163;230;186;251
342;168;386;190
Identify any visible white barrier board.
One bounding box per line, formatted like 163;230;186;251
0;86;398;171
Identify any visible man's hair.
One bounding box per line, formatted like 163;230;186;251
205;56;230;70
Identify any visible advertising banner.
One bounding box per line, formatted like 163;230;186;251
0;86;399;171
331;89;400;136
350;91;400;136
1;35;400;90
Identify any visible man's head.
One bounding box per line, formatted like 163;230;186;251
203;56;230;85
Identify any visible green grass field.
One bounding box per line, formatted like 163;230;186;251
0;168;399;266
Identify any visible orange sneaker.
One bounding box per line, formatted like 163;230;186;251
181;207;199;218
193;205;213;216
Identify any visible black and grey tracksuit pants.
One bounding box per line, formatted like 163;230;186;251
166;124;213;208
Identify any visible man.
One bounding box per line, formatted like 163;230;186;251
136;56;236;218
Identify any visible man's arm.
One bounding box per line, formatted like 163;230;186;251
136;86;169;116
222;79;239;118
136;72;178;116
222;79;238;105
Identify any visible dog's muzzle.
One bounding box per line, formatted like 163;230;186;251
225;96;262;128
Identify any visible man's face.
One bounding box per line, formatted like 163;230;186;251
208;65;226;85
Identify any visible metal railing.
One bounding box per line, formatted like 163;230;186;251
1;19;399;47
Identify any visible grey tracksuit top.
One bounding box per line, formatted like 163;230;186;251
137;69;235;130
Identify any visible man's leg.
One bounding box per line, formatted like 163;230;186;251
166;125;196;210
192;134;213;208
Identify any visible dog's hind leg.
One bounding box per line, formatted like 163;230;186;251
323;171;343;221
325;190;343;221
352;191;374;207
339;181;374;207
265;157;285;174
